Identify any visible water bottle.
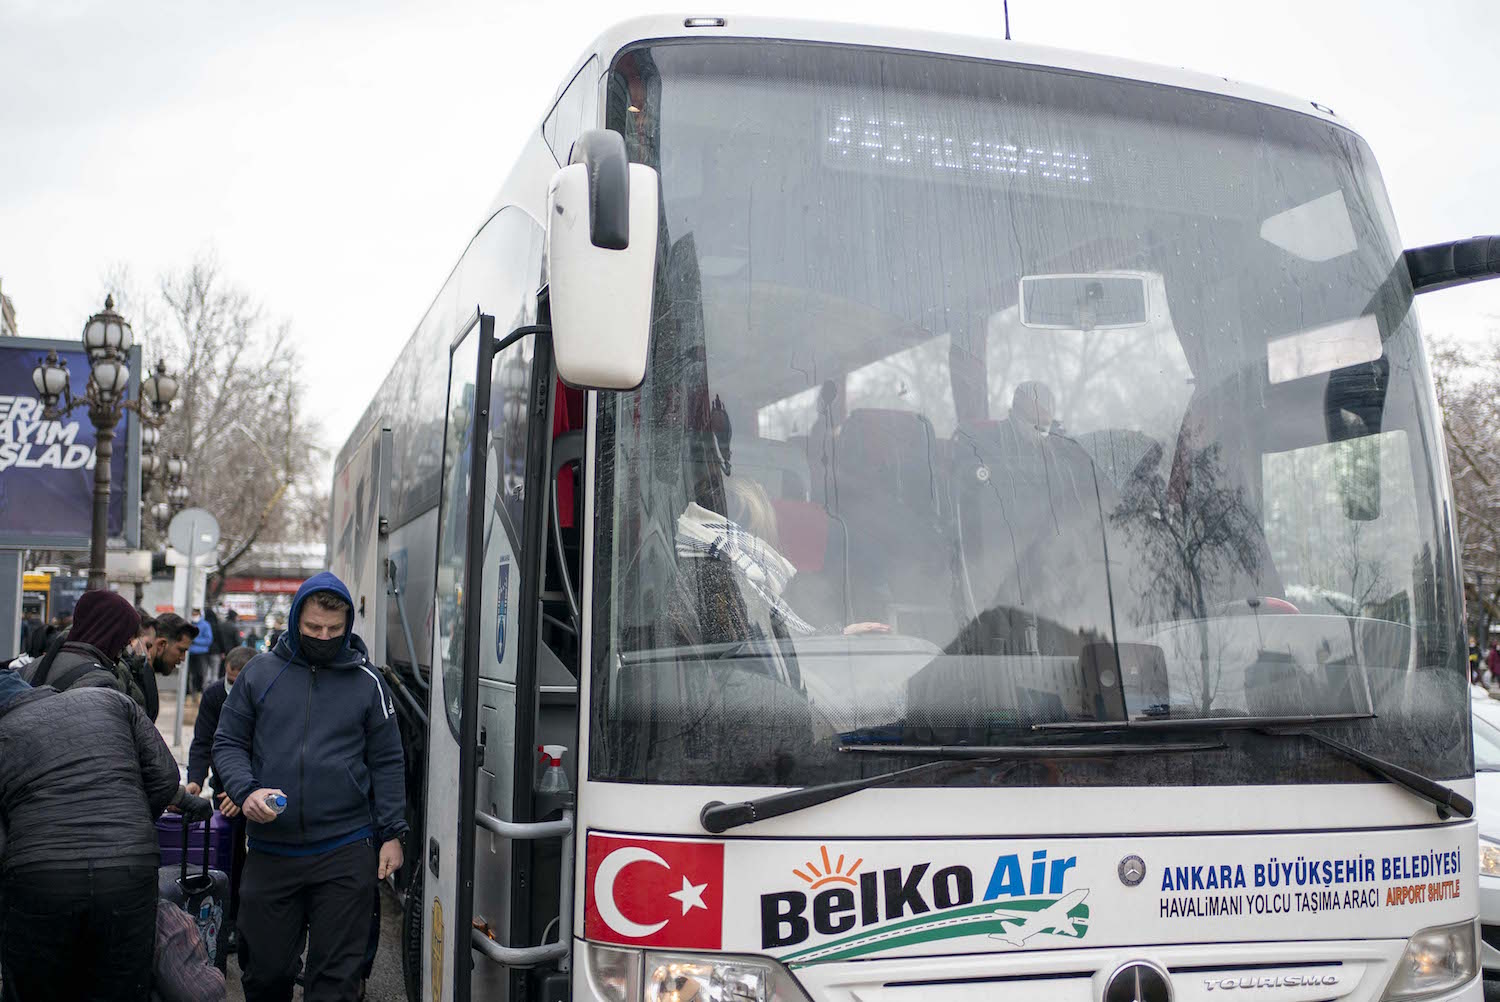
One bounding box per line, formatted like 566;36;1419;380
265;793;287;815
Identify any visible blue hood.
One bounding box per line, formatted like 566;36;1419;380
0;668;31;712
279;571;357;664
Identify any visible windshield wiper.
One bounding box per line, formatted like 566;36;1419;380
1033;711;1377;733
1037;713;1473;820
698;738;1224;834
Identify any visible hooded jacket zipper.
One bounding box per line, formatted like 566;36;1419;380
298;665;317;837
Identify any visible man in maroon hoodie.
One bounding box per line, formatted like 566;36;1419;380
18;589;147;710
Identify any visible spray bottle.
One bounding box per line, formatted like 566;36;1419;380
537;745;570;795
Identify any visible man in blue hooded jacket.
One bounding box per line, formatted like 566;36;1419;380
214;572;407;1001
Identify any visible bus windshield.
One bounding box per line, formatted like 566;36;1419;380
589;41;1467;789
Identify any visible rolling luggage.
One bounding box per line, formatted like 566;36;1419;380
158;814;230;972
156;810;233;872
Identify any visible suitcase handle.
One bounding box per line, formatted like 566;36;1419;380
178;811;213;890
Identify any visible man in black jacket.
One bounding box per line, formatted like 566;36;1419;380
215;573;406;1002
217;609;242;657
186;645;254;803
188;645;255;938
0;667;212;1000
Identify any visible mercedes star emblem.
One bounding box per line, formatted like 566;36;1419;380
1104;960;1173;1002
1118;854;1147;887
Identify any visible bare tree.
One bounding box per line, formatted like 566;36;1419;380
110;255;325;594
1112;441;1264;714
1430;334;1500;644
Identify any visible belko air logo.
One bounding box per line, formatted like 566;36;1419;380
583;835;724;949
761;845;1090;963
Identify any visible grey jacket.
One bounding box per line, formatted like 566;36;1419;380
18;641;148;711
0;685;181;872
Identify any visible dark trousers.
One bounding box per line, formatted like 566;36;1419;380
187;653;208;694
1;863;157;1002
237;839;375;1002
227;813;248;921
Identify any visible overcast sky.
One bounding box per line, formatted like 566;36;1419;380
2;0;1497;452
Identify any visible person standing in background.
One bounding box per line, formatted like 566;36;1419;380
262;613;285;652
15;612;39;659
188;645;255;945
217;610;242;654
188;609;212;696
202;608;224;690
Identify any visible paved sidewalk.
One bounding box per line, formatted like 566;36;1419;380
153;668;197;770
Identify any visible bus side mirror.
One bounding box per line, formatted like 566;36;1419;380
1404;235;1500;294
546;129;659;390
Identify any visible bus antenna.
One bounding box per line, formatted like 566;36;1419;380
1003;0;1012;39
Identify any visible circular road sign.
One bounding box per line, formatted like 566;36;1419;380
167;507;221;557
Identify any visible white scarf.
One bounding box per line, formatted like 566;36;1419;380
675;503;816;635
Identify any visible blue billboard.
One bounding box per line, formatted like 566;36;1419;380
0;337;140;549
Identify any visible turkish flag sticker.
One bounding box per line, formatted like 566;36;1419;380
584;834;725;949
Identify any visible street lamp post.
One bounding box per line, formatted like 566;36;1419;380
31;297;180;591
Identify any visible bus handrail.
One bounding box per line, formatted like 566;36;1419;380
471;809;575;971
474;811;572;840
470;931;568;968
386;558;429;693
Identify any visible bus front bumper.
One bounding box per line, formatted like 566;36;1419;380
576;935;1485;1002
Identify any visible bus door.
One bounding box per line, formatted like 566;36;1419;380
426;309;571;1002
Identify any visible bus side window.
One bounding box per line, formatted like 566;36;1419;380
478;338;536;686
543;56;600;166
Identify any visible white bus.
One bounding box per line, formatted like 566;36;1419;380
330;15;1500;1002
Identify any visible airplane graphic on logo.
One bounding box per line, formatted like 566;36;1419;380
989;889;1090;947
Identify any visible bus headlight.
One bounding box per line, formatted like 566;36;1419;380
1381;919;1478;1000
583;945;813;1002
1480;839;1500;877
643;951;812;1002
586;944;642;1002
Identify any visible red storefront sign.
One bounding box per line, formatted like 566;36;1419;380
220;577;303;595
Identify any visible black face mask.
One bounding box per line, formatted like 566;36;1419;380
299;634;345;666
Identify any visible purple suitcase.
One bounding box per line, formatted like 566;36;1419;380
156;810;233;871
158;815;231;971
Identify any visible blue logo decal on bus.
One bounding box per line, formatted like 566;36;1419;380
496;558;510;662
